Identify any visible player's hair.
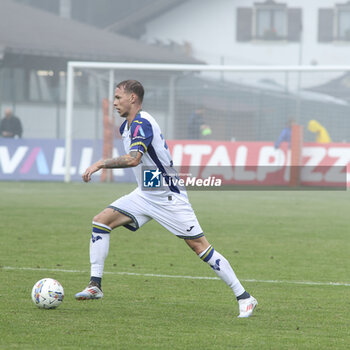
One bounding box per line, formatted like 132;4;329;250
117;80;144;103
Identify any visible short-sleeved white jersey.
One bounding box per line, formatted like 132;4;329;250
119;110;184;198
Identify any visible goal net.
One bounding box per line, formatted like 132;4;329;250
64;62;350;183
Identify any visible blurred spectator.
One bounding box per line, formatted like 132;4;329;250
0;108;23;138
274;118;294;149
307;119;331;143
187;107;212;139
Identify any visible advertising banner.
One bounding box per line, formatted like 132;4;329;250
167;141;350;188
0;139;349;187
0;139;133;182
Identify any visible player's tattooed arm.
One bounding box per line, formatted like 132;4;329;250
103;151;141;168
82;151;142;182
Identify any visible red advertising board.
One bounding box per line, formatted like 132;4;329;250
0;139;349;186
167;141;350;187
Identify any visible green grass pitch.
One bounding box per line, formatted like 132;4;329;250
0;182;349;350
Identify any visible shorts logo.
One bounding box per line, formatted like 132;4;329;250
143;168;162;188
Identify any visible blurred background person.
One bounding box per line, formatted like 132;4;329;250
307;119;331;143
187;107;212;140
274;118;294;149
0;108;23;138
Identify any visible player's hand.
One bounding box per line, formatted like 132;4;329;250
82;161;103;182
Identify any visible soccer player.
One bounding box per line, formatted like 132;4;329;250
75;80;258;318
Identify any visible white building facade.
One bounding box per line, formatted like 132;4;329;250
142;0;350;66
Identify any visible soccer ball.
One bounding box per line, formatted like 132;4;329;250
31;278;64;309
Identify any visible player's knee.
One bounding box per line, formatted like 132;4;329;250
185;237;210;255
93;213;102;223
93;210;109;225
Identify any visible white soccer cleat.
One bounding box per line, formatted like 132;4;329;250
237;296;258;318
75;282;104;300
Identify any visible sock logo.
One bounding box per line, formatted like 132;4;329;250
91;234;102;243
210;259;221;271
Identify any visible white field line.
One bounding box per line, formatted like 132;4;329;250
2;266;350;287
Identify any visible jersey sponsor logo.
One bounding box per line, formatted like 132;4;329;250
133;125;145;138
143;168;162;188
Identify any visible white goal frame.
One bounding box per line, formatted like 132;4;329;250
64;61;350;182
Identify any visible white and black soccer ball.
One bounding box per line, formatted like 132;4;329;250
31;278;64;309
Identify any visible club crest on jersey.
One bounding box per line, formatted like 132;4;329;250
143;168;162;188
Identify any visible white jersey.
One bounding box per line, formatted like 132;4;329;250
115;111;202;238
119;110;184;199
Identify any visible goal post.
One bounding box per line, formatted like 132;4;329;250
64;62;350;183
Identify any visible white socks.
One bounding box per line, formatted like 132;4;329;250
90;221;111;278
199;245;245;297
89;223;246;298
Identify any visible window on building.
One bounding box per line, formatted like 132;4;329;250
319;2;350;42
237;1;302;42
256;4;287;40
337;5;350;40
0;66;96;105
29;69;58;102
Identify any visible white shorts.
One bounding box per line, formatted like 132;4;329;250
108;188;203;239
